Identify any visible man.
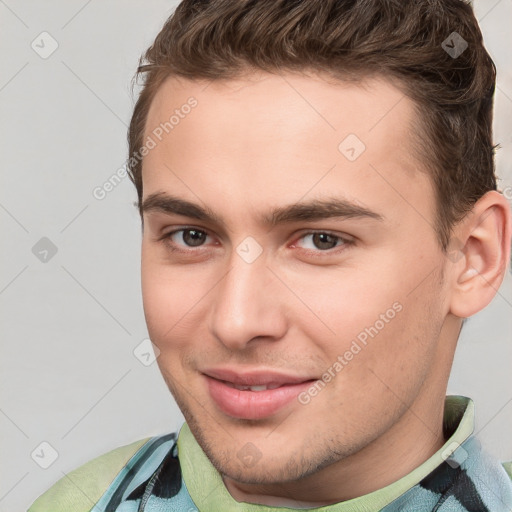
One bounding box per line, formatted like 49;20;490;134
29;0;512;510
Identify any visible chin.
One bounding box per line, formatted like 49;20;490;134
207;432;345;486
213;454;309;485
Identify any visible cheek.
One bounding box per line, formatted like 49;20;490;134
290;261;440;376
141;250;182;343
141;249;213;350
285;267;402;342
141;270;192;381
332;288;442;408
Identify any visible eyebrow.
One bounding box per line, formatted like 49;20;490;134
141;192;383;227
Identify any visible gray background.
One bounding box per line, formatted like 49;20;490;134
0;1;511;510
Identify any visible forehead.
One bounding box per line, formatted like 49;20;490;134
141;71;432;228
145;71;416;146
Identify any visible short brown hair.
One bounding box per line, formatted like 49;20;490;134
128;0;497;249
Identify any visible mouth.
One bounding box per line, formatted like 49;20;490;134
202;368;316;420
221;381;284;391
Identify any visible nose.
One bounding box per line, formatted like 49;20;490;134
209;252;288;351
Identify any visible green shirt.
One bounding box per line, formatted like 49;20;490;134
29;396;512;511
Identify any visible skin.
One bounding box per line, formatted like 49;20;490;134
139;71;510;507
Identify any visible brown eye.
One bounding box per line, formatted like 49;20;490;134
164;228;211;249
296;232;344;251
291;231;354;256
181;229;207;247
311;233;339;250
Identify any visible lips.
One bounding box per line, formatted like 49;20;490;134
203;368;315;420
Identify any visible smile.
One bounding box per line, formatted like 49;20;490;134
202;368;316;420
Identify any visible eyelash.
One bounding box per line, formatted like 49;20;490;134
159;226;354;256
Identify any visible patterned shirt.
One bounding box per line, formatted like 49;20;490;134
29;396;512;511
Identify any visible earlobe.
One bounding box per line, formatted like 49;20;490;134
448;191;511;318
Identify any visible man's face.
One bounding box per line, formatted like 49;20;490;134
140;72;454;487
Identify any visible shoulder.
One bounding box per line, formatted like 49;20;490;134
28;434;175;512
504;461;512;481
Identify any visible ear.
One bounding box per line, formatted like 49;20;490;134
448;190;511;318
